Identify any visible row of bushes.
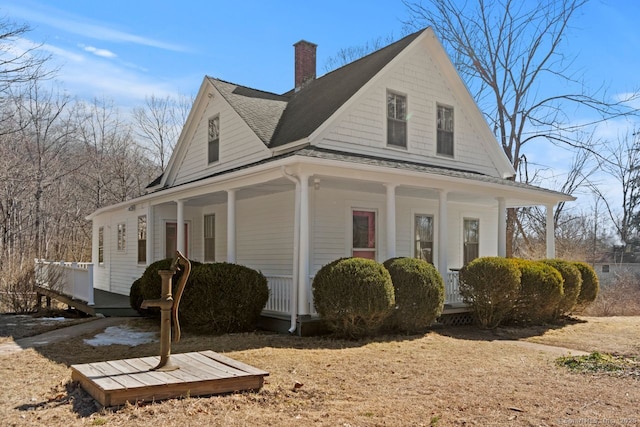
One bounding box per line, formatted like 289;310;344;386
312;257;445;338
459;257;599;328
130;259;269;334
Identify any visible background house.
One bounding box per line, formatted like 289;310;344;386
85;28;573;332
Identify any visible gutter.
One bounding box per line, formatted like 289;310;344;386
281;166;300;334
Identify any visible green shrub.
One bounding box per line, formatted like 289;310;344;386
129;278;144;313
458;257;521;329
572;261;600;310
541;259;582;317
313;257;395;339
137;258;201;317
511;259;563;324
178;263;269;334
383;257;444;333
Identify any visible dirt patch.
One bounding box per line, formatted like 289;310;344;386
0;316;638;426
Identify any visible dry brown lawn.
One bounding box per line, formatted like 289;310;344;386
0;316;638;426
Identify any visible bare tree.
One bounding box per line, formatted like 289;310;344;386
8;82;80;260
132;94;191;170
592;129;640;246
404;0;639;255
0;17;51;93
323;34;400;72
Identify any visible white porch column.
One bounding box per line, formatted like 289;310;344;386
497;197;507;257
227;189;236;263
437;190;448;277
176;199;185;255
385;184;397;259
298;174;310;315
546;204;556;259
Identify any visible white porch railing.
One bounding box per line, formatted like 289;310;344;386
265;271;464;315
34;260;95;306
264;275;292;313
446;270;464;305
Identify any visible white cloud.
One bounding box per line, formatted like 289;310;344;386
81;45;117;59
3;2;188;53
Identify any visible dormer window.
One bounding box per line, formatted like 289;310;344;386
208;115;220;164
387;91;407;148
437;104;454;156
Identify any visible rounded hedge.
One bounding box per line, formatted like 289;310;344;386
383;257;444;333
313;257;395;339
541;259;582;316
129;278;144;314
178;263;269;334
511;259;563;324
572;261;600;310
459;257;521;329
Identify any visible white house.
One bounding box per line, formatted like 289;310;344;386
86;28;573;332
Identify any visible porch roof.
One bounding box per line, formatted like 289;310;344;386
89;146;573;219
294;147;574;201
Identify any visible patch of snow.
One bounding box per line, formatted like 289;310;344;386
84;325;158;347
39;317;67;322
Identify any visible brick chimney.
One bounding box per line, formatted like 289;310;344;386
294;40;317;92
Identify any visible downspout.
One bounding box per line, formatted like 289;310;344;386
281;167;300;334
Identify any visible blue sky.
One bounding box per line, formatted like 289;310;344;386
6;0;637;107
2;0;639;212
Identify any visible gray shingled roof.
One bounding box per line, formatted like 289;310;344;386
208;78;288;144
206;29;425;148
270;30;424;147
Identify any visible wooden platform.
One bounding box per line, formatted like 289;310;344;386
71;350;269;407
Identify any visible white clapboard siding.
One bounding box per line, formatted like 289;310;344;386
316;37;499;178
174;92;270;186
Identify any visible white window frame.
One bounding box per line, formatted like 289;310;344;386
117;223;126;252
208;115;220;164
98;226;104;264
436;103;454;157
463;217;480;265
137;215;147;264
204;213;215;262
414;213;434;264
386;90;408;149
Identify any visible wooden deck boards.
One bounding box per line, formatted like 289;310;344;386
71;351;269;407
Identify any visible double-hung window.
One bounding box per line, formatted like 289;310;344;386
414;214;434;264
137;215;147;264
437;104;454;156
98;227;104;263
387;92;407;148
208;115;220;164
463;218;479;265
117;223;126;251
204;214;215;262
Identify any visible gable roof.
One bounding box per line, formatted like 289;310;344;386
154;27;516;190
207;78;288;144
202;29;425;149
269;29;424;147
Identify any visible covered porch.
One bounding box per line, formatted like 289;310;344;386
132;150;570;332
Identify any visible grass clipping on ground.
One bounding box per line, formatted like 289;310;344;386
557;351;640;378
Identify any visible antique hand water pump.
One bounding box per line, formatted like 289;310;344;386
140;251;191;371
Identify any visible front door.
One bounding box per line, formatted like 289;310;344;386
166;222;189;258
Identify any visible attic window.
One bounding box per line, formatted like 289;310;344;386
387;92;407;148
437;104;454;156
208;115;220;164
